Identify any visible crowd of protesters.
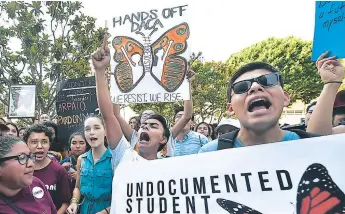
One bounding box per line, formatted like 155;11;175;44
0;34;344;214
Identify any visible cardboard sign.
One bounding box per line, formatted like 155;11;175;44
113;134;345;214
108;4;191;104
8;84;36;118
56;77;99;144
312;1;345;60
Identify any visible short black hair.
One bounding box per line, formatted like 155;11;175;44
173;106;194;121
139;109;156;122
0;136;23;160
147;114;170;151
227;62;283;102
0;118;5;124
306;101;317;112
23;124;53;144
333;107;345;117
43;121;58;134
6;122;19;137
43;121;63;152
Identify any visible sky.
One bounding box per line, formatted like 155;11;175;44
82;0;316;62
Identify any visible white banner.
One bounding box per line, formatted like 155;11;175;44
108;4;191;104
113;134;345;214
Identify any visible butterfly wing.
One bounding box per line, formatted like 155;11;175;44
112;36;144;93
296;163;345;214
217;198;263;214
151;22;189;92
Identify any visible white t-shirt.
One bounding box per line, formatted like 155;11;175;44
130;130;176;158
110;136;146;214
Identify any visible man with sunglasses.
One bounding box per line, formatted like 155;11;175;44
0;136;57;213
199;62;317;153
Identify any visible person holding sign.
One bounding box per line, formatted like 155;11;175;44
112;72;195;158
90;31;187;213
307;51;345;135
200;62;318;153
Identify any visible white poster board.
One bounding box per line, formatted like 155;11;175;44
113;134;345;214
108;4;191;104
8;84;36;118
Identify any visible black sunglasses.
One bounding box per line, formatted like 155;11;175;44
0;153;36;165
231;72;282;95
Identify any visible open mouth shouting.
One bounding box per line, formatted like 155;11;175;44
139;132;150;145
35;151;45;160
89;137;98;143
247;97;272;115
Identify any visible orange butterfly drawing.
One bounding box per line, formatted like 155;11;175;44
216;163;345;214
112;22;189;93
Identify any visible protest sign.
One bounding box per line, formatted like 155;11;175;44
56;77;99;144
8;84;36;118
113;134;345;214
108;4;191;104
312;1;345;61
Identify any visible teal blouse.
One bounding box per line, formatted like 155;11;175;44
79;148;113;214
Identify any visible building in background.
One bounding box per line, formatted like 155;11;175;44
280;100;307;125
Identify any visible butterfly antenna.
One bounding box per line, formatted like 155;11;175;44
149;28;158;37
135;31;145;37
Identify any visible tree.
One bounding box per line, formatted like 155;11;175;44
191;60;228;122
0;1;106;118
225;36;323;104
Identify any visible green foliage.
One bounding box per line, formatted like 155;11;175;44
225;36;322;104
0;1;106;116
0;103;5;118
191;60;227;122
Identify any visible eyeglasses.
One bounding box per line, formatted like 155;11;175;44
231;73;282;95
28;140;50;147
0;153;36;165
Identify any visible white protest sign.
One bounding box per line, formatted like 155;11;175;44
108;4;191;104
113;134;345;214
8;84;36;118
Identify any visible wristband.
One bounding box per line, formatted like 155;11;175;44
325;81;343;85
70;198;79;204
104;208;109;214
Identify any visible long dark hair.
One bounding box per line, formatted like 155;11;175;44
43;121;62;152
195;122;211;137
68;132;90;152
6;122;19;137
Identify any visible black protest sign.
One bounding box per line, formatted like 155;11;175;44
56;77;99;145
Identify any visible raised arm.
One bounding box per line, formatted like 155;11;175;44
113;104;135;141
170;70;195;138
306;51;344;135
91;34;123;149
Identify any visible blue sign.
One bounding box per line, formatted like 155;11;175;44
312;1;345;61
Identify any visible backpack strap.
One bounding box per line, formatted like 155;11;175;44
289;129;320;138
217;130;240;150
0;194;25;214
